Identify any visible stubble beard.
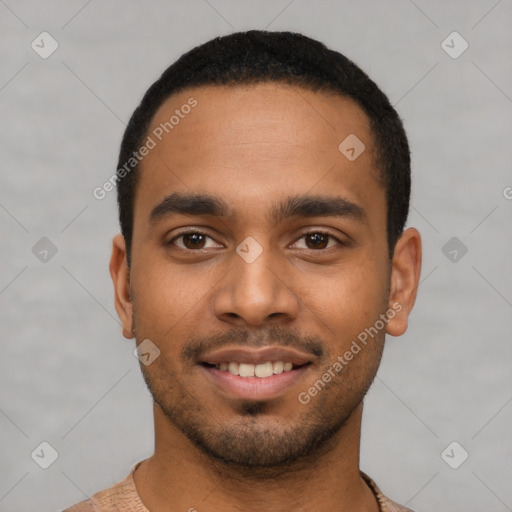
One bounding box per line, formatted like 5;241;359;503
139;348;383;476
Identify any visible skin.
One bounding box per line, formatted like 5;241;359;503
110;83;422;511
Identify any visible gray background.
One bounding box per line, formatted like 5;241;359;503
1;1;511;511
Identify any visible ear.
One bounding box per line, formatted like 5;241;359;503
109;234;134;339
386;227;422;337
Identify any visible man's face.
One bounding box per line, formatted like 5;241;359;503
125;83;394;467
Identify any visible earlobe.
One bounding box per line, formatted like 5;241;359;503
109;234;134;339
386;228;422;337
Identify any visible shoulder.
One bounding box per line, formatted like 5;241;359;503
62;500;97;512
62;462;147;512
361;471;417;512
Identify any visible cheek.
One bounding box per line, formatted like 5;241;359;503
302;255;388;324
294;260;389;368
130;254;211;337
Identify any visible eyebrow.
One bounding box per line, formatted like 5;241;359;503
149;192;365;225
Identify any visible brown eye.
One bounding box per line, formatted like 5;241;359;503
304;232;330;249
292;231;342;251
181;233;207;249
169;231;223;251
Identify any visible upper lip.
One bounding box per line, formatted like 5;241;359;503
201;346;314;366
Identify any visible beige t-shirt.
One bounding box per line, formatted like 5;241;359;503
63;461;415;512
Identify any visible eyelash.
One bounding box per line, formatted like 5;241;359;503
168;229;345;252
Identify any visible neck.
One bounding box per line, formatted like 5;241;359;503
133;402;379;512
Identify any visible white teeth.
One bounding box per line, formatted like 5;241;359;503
215;361;297;378
273;361;284;374
239;363;255;377
255;362;274;378
228;362;239;375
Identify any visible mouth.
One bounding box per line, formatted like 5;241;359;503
198;346;314;401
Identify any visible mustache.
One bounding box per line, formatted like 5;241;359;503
182;325;326;363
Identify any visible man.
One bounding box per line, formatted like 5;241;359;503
65;30;422;511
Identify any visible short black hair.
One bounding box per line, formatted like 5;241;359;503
116;30;410;262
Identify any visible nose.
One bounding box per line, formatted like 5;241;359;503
213;241;299;328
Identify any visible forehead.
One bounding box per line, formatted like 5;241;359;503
134;82;383;224
149;82;373;158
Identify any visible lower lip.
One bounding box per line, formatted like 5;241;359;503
200;365;311;401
